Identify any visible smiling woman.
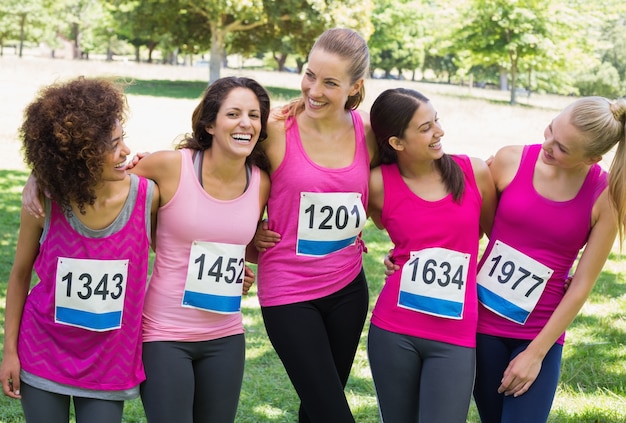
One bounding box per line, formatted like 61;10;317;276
123;76;272;423
0;76;160;423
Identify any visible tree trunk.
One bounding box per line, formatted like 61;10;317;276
19;14;26;58
499;67;508;91
509;56;518;105
273;52;288;71
209;22;224;85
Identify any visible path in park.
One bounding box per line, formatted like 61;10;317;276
1;54;576;172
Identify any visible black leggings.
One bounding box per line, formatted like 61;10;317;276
140;334;245;423
261;269;369;423
20;382;124;423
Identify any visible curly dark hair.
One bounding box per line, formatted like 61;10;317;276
176;76;271;173
20;77;127;215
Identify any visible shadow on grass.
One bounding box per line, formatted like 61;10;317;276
121;79;301;104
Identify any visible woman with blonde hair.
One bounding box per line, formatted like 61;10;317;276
473;96;626;422
253;28;377;422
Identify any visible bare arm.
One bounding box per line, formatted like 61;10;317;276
358;109;379;167
470;157;497;238
489;145;525;195
128;150;181;206
0;204;44;398
367;166;384;229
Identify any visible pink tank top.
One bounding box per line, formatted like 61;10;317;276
257;110;370;307
477;144;608;344
18;176;150;391
370;156;483;347
142;148;262;342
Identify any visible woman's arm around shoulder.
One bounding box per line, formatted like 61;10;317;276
129;149;181;206
470;157;497;238
368;166;384;229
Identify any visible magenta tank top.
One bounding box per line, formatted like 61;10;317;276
477;144;608;344
257;110;370;307
370;156;483;347
18;176;150;391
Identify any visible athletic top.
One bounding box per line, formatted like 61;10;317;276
476;144;608;344
142;148;262;342
370;156;483;348
18;174;152;395
257;110;370;307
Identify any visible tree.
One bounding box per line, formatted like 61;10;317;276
180;0;266;84
369;0;425;79
108;0;180;63
456;0;555;104
229;0;373;75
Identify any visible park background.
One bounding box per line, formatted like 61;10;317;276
1;0;626;421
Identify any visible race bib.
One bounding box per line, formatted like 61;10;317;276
477;240;553;324
398;248;469;319
55;257;128;332
296;192;365;256
182;241;246;314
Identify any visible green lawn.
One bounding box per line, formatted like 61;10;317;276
0;84;625;421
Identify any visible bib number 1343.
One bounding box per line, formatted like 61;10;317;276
55;257;128;332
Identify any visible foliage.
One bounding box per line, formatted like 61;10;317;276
229;0;373;75
368;0;425;79
2;0;626;96
574;63;623;98
455;0;558;104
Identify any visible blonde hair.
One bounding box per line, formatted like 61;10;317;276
280;28;369;120
570;96;626;242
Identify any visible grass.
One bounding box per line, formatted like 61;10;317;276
0;76;625;421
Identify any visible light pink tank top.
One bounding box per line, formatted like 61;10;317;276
142;148;262;342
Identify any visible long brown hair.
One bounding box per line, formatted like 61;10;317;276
177;76;271;173
370;88;465;202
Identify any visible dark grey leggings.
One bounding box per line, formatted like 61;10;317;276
20;382;124;423
367;324;476;423
140;334;245;423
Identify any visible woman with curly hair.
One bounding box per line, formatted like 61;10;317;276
0;77;160;422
